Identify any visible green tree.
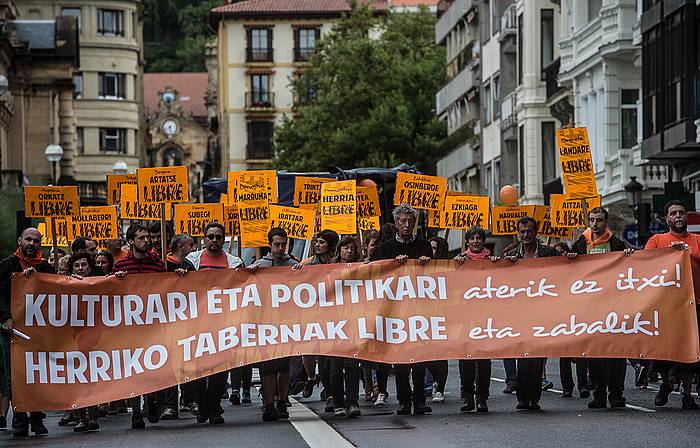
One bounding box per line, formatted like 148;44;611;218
274;5;448;174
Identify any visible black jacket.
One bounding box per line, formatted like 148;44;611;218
504;240;559;259
0;255;55;323
572;233;626;255
371;236;433;261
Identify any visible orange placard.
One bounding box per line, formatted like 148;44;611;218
228;170;277;204
550;194;602;228
533;205;574;239
356;186;381;218
320;180;356;235
67;206;118;241
10;249;700;411
174;203;224;237
556;127;598;198
358;216;380;231
137;166;189;203
393;172;447;210
120;184;172;220
294;176;334;209
23;186;79;218
443;195;489;230
239;200;269;248
220;193;230;205
491;205;537;235
107;174;137;205
37;218;69;247
224;205;240;237
269;205;315;240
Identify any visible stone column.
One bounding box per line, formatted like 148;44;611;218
57;84;76;183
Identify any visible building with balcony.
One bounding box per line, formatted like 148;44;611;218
16;0;145;204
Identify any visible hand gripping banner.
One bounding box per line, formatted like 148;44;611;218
10;248;700;411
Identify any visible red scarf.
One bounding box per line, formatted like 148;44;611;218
166;253;181;265
466;247;491;260
14;247;46;269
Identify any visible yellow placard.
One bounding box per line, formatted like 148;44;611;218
269;205;315;240
533;205;574;239
120;184;172;220
224;205;240;237
550;194;602;228
136;166;189;203
443;195;489;230
393;172;447;211
294;176;334;209
67;206;118;241
107;174;137;205
491;205;537;235
174;203;224;237
239;200;270;248
556;127;598;198
320;180;357;235
356;186;382;218
228;170;277;203
358;216;380;231
23;186;80;218
220;193;230;205
38;218;69;247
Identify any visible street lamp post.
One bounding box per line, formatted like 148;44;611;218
44;144;64;185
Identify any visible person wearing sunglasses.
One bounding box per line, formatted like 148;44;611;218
185;222;244;425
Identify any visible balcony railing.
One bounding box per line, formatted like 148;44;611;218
294;47;315;62
499;4;516;38
246;48;273;63
500;92;517;129
245;92;275;110
247;144;273;160
544;57;562;100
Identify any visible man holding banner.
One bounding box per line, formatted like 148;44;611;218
371;204;433;415
0;228;54;437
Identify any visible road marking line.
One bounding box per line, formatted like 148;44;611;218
288;397;355;448
625;403;656;413
646;386;699;397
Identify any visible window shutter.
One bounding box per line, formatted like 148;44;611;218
267;27;273;57
98;73;103;97
315;28;321;42
119;74;125;99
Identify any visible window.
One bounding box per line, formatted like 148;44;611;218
247;28;273;62
483;0;491;40
484;81;492;124
76;127;84;154
62;7;81;32
100;128;125;153
297;76;317;105
517;14;523;85
493;74;500;119
484;162;492;199
541;9;554;77
250;74;270;105
97;9;123;36
541;121;556;183
588;0;602;22
493;158;501;199
74;72;83;99
99;73;125;99
295;28;320;61
518;125;525;196
621;89;639;148
247;121;273;159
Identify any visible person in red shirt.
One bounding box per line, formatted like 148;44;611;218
645;200;700;410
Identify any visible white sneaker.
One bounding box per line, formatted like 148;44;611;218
374;393;388;407
432;391;445;403
334;407;346;417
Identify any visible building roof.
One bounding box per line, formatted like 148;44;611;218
211;0;388;18
143;72;208;118
391;0;440;7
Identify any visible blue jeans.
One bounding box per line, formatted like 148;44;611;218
503;359;517;385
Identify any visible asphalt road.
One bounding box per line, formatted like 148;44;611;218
3;361;699;447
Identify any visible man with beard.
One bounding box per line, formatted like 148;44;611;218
645;200;700;410
370;204;432;415
0;228;54;437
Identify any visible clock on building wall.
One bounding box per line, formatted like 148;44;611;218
161;118;179;137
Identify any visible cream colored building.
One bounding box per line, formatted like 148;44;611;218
16;0;144;204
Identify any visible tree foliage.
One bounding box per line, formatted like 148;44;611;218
274;5;448;174
144;0;218;72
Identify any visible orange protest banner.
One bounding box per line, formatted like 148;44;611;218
550;194;602;228
491;205;536;235
228;170;277;204
137;166;189;203
11;249;700;411
23;186;79;218
37;219;69;247
120;184;172;220
358;216;380;231
174;203;224;237
106;174;137;205
556;127;598;198
269;205;315;240
443;195;489;230
533;205;574;239
224;205;240;237
67;206;119;241
320;180;357;235
294;176;334;209
356;186;381;218
393;172;447;210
